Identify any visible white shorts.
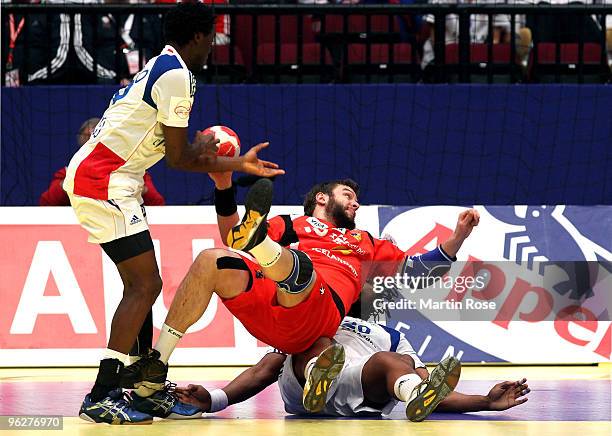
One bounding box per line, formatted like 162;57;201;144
68;193;149;244
279;336;426;417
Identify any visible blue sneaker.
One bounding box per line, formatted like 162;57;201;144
79;389;153;425
131;382;202;420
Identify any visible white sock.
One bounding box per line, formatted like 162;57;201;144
393;373;423;402
104;348;129;364
304;357;317;380
249;236;282;267
154;323;184;364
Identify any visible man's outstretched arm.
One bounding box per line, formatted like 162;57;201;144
435;378;530;413
175;352;287;412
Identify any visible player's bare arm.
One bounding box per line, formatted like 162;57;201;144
435;378;530;413
175;352;286;411
441;209;480;258
163;125;285;177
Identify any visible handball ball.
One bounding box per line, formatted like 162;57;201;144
202;125;241;158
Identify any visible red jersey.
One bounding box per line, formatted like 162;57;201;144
266;215;406;315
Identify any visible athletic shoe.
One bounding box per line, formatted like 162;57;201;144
302;343;346;413
405;356;461;422
227;178;273;251
131;382;202;419
120;349;167;390
79;389;153;425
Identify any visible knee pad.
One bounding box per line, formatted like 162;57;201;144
278;249;315;294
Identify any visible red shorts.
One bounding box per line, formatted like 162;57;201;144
221;254;343;354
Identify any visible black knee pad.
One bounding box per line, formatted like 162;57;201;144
216;256;254;292
278;249;315;294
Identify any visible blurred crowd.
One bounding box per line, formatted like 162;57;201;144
2;0;611;86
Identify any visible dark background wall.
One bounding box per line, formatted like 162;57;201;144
2;84;610;206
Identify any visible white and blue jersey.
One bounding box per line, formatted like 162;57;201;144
278;316;425;416
64;45;196;200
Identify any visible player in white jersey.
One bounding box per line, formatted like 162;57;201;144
73;3;284;426
174;317;530;420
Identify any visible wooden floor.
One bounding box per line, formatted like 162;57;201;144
1;364;610;435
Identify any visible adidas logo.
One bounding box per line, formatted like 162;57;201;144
130;215;141;225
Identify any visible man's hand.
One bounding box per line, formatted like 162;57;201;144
442;209;480;257
174;384;212;412
487;378;530;411
239;142;285;178
194;131;220;162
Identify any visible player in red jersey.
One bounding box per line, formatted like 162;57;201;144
122;174;479;419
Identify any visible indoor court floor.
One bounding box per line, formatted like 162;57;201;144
0;364;610;435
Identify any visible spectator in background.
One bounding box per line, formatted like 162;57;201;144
420;0;532;69
40;118;165;206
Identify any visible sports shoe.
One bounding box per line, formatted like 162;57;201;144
405;356;461;422
120;349;167;391
302;343;346;413
79;389;153;425
227;178;273;251
131;382;202;420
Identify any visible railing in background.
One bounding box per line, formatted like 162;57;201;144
2;4;611;84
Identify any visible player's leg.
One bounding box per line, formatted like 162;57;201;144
128;309;153;363
294;337;346;413
122;248;251;419
121;249;251;383
227;178;317;307
360;352;461;422
80;231;161;425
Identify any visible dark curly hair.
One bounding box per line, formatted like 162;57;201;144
303;179;360;216
163;2;215;47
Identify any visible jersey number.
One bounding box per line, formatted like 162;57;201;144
111;69;149;105
341;320;371;335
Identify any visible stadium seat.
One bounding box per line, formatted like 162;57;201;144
345;43;420;82
426;43;524;83
200;45;246;83
255;43;334;83
529;43;609;83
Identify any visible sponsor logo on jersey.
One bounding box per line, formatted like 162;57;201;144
306;217;329;236
174;100;192;119
130;215;142;225
311;247;359;277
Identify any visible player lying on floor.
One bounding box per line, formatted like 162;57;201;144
174;316;530;421
121;176;479;420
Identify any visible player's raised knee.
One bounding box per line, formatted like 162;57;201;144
193;248;233;271
278;249;315;294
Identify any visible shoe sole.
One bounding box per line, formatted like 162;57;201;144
302;344;346;413
405;356;461;422
227;179;273;251
165;411;204;420
79;412;153;425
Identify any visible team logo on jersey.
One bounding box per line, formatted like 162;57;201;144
306;217;329;236
350;231;362;242
174;100;192;119
330;233;366;255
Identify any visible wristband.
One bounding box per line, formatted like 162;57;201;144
209;389;229;413
214;186;237;217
